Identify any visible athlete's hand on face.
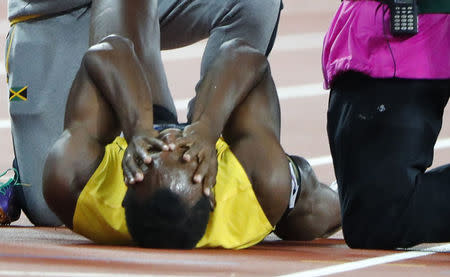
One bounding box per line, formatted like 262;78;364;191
123;130;169;187
173;120;217;209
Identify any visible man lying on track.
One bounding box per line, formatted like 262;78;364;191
43;35;341;249
4;0;283;227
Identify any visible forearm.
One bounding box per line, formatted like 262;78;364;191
190;40;269;138
90;0;172;109
83;37;155;141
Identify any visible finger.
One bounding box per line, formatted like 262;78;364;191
139;163;149;175
202;168;217;201
124;154;144;183
182;145;202;162
204;172;216;192
123;166;136;186
145;137;169;151
193;157;210;185
135;139;153;164
173;136;193;149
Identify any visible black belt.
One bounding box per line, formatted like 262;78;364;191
416;0;450;14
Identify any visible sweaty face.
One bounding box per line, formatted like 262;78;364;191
133;128;203;208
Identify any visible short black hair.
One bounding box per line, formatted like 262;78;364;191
123;188;210;249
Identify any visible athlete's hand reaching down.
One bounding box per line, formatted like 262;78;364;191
174;120;218;209
123;130;169;186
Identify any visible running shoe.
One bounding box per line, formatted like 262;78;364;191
0;168;21;225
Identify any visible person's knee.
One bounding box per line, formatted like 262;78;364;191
341;204;405;249
344;228;404;250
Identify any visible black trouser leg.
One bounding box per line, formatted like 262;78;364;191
327;72;450;249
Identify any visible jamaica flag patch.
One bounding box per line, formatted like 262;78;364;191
9;86;28;102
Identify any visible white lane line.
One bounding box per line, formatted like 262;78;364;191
174;99;191;111
308;155;333;167
0;20;9;34
0;120;10;129
161;32;325;62
435;137;450;150
0;271;175;277
161;41;207;62
278;83;327;100
278;243;450;277
271;32;325;52
174;83;326;110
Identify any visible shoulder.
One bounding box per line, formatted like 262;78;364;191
43;130;106;228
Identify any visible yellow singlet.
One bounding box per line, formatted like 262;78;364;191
73;137;274;249
72;137;132;245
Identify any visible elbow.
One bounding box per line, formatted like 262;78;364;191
82;34;136;72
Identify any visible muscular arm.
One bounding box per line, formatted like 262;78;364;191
173;39;272;197
185;39;291;224
189;40;270;139
80;36;156;142
188;40;341;236
90;0;175;116
44;36;165;227
211;45;341;237
174;39;279;199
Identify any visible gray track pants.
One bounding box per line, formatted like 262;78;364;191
6;0;282;226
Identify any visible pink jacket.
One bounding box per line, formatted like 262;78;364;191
322;0;450;89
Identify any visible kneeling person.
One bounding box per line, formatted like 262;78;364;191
43;36;340;249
